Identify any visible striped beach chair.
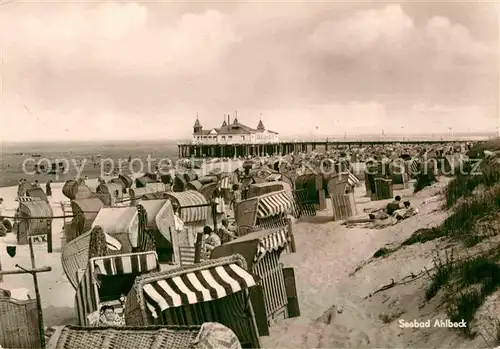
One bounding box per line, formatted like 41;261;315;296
75;251;160;326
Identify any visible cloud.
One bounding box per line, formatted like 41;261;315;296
1;3;239;76
425;16;492;62
0;2;496;142
309;4;494;61
310;5;414;54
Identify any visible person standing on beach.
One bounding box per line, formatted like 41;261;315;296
17;179;24;197
231;184;241;212
46;180;52;199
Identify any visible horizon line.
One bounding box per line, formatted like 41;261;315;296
1;132;496;145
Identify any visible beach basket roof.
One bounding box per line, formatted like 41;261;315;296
91;207;138;244
164;190;208;223
18;197;53;217
71;198;104;216
137;199;169;228
46;325;202;349
211;227;289;267
256;190;294;219
129;183;166;199
25;187;48;202
131;255;259;315
137;200;175;244
90;251;159;277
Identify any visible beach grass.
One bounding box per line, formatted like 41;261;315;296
369;158;500;338
425;252;500;337
421;160;500;337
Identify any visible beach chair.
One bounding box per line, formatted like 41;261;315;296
136;200;179;264
46;325;210;349
16;197;53;252
0;297;40;349
163;191;213;246
234;191;296;250
211;226;300;332
75;251;160;326
124;255;262;348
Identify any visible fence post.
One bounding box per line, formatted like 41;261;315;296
47;220;53;253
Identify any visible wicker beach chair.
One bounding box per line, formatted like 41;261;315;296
136;200;179;264
211;227;300;329
0;297;40;349
125;255;262;348
70;198;105;240
62;226;128;290
96;183;124;206
46;325;202;349
61;230;92;290
16;197;53;252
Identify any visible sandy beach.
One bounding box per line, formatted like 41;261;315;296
0;176;493;348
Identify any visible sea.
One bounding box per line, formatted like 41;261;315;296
0;140;180;188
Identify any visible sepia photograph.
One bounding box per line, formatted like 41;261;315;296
0;0;498;348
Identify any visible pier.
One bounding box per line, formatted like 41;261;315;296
177;139;473;158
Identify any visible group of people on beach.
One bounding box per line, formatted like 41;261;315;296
368;195;418;222
16;178;53;198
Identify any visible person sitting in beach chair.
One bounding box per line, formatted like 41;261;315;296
98;305;125;327
203;226;221;255
218;219;238;244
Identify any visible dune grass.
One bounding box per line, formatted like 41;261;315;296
425;252;500;337
444;160;500;209
376;160;500;338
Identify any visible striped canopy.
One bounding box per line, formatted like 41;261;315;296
93;252;158;276
211;228;291;267
76;252;159;325
165;190;208;223
257;191;293;218
339;172;360;187
143;263;257;316
255;228;289;262
219;176;232;189
409;159;420;174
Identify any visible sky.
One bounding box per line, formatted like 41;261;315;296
0;0;498;142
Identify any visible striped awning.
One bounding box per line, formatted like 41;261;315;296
143;263;258;317
220;176;232;189
17;196;35;202
76;267;97;325
257;191;293;218
166;191;209;223
341;172;359;186
93;252;158;276
266;173;281;182
409;160;420;174
255;228;289;262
